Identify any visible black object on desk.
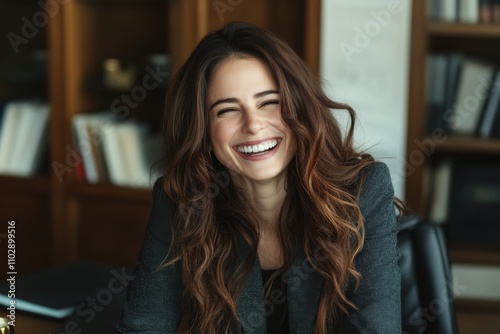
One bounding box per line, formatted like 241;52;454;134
0;260;131;333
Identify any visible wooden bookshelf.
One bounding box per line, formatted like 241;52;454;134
449;243;500;266
408;3;500;329
0;175;51;193
428;22;500;38
69;183;151;201
406;1;500;217
0;0;320;271
407;0;500;320
455;299;500;334
434;137;500;154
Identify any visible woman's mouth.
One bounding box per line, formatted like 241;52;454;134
236;139;278;155
234;139;281;160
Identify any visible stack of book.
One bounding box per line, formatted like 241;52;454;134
72;111;162;188
0;100;50;177
428;157;500;245
426;53;500;138
428;0;500;23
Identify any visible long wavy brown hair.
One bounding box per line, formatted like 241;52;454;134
161;22;404;334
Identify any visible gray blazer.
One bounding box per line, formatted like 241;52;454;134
116;162;401;333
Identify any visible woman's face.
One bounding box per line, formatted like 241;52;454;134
207;57;295;183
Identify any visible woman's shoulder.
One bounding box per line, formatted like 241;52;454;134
147;177;177;242
356;162;395;217
359;162;392;190
151;177;175;208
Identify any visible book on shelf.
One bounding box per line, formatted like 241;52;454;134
14;103;49;176
429;158;453;224
480;0;493;23
427;0;500;23
477;69;500;138
428;0;458;21
450;58;495;136
427;0;441;21
481;0;500;23
74;150;87;182
447;158;500;245
0;100;50;177
100;117;130;187
114;122;153;188
100;119;161;188
427;157;500;245
444;0;459;21
72;111;115;184
426;53;449;133
0;261;124;320
72;111;161;188
425;52;464;134
0;102;23;173
459;0;480;23
444;53;464;126
495;0;500;23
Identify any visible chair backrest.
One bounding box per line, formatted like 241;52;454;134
398;215;458;334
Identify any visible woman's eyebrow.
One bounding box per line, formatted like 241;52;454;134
209;98;239;111
209;90;279;111
253;90;279;98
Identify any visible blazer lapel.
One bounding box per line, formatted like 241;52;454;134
234;236;267;334
287;247;325;334
232;236;324;334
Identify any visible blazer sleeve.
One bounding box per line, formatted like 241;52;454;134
339;162;401;333
116;178;183;333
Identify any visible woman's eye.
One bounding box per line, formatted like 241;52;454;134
216;108;238;117
260;99;280;110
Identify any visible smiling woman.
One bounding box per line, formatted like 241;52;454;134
117;22;405;334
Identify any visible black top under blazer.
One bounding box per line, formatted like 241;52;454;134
116;162;401;333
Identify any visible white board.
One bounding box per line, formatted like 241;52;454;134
320;0;412;199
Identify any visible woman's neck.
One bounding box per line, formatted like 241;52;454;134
232;173;287;234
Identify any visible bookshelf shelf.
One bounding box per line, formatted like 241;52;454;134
81;0;165;4
434;137;500;154
449;243;500;266
0;175;51;193
69;182;151;201
428;22;500;38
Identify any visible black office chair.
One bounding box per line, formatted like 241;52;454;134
398;215;458;334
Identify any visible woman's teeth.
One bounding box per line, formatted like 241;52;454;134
237;139;278;154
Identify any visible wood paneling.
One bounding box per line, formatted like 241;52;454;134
76;196;151;269
0;182;51;279
405;0;428;215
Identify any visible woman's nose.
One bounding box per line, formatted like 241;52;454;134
241;109;265;134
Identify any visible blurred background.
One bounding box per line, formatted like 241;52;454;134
0;0;499;333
